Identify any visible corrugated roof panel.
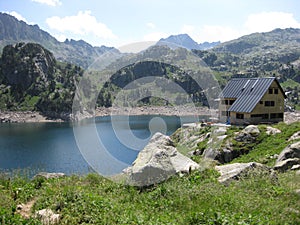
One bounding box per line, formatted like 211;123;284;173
219;77;277;113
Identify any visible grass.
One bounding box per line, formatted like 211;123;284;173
231;122;300;165
0;168;299;224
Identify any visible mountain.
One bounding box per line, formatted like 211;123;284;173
0;42;83;119
213;28;300;55
0;12;119;68
192;28;300;109
158;34;220;50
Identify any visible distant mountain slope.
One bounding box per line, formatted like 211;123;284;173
0;42;83;119
158;34;220;50
0;13;119;68
192;28;300;109
213;28;300;56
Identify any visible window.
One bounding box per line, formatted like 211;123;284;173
265;101;275;107
274;88;278;94
236;113;244;119
229;100;235;105
262;114;269;119
260;101;263;104
221;111;230;116
270;113;283;119
251;114;269;119
269;88;273;94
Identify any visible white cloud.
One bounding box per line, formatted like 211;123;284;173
118;41;157;53
146;22;156;29
198;25;241;42
181;11;300;44
186;25;241;43
6;11;28;23
32;0;61;6
143;32;169;41
244;12;300;33
181;24;195;34
46;11;117;40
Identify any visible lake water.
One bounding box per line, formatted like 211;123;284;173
0;115;199;176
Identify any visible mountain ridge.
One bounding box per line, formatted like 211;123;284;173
158;33;220;50
0;12;119;68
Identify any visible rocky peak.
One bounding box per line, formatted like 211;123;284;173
1;42;55;91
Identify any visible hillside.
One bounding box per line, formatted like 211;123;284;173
192;28;300;109
0;13;119;68
1;13;300;115
0;42;83;119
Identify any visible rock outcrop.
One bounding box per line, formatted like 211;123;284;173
288;131;300;142
202;124;228;161
33;172;65;180
35;209;60;225
123;132;199;187
274;141;300;172
266;126;281;135
215;162;269;185
234;125;260;143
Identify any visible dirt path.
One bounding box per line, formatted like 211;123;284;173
17;198;37;219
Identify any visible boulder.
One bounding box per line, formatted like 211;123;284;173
243;125;260;136
274;158;300;172
33;172;65;180
266;126;281;135
35;209;60;225
234;125;260;143
291;164;300;170
202;125;228;162
215;162;269;185
275;140;300;173
288;131;300;142
123;132;199;187
276;142;300;163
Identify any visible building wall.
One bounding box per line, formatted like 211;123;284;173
219;98;236;123
229;80;285;125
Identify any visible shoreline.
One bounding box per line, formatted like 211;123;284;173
0;106;214;123
0;107;299;124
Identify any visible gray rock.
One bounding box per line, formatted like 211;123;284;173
266;126;281;135
234;125;260;143
33;172;65;180
35;209;60;225
274;158;300;172
276;141;300;163
291;164;300;170
288;131;300;142
123;132;199;187
243;125;260;136
295;189;300;196
215;162;269;185
202;125;228;161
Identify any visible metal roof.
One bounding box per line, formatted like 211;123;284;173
220;77;283;113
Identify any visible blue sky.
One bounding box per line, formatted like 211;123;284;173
1;0;300;48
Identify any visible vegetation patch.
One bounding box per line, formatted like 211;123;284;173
231;122;300;165
0;169;299;224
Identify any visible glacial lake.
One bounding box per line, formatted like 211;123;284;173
0;115;200;176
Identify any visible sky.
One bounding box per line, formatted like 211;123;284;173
1;0;300;48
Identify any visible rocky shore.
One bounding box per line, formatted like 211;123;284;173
0;111;63;123
0;106;215;123
0;107;299;123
